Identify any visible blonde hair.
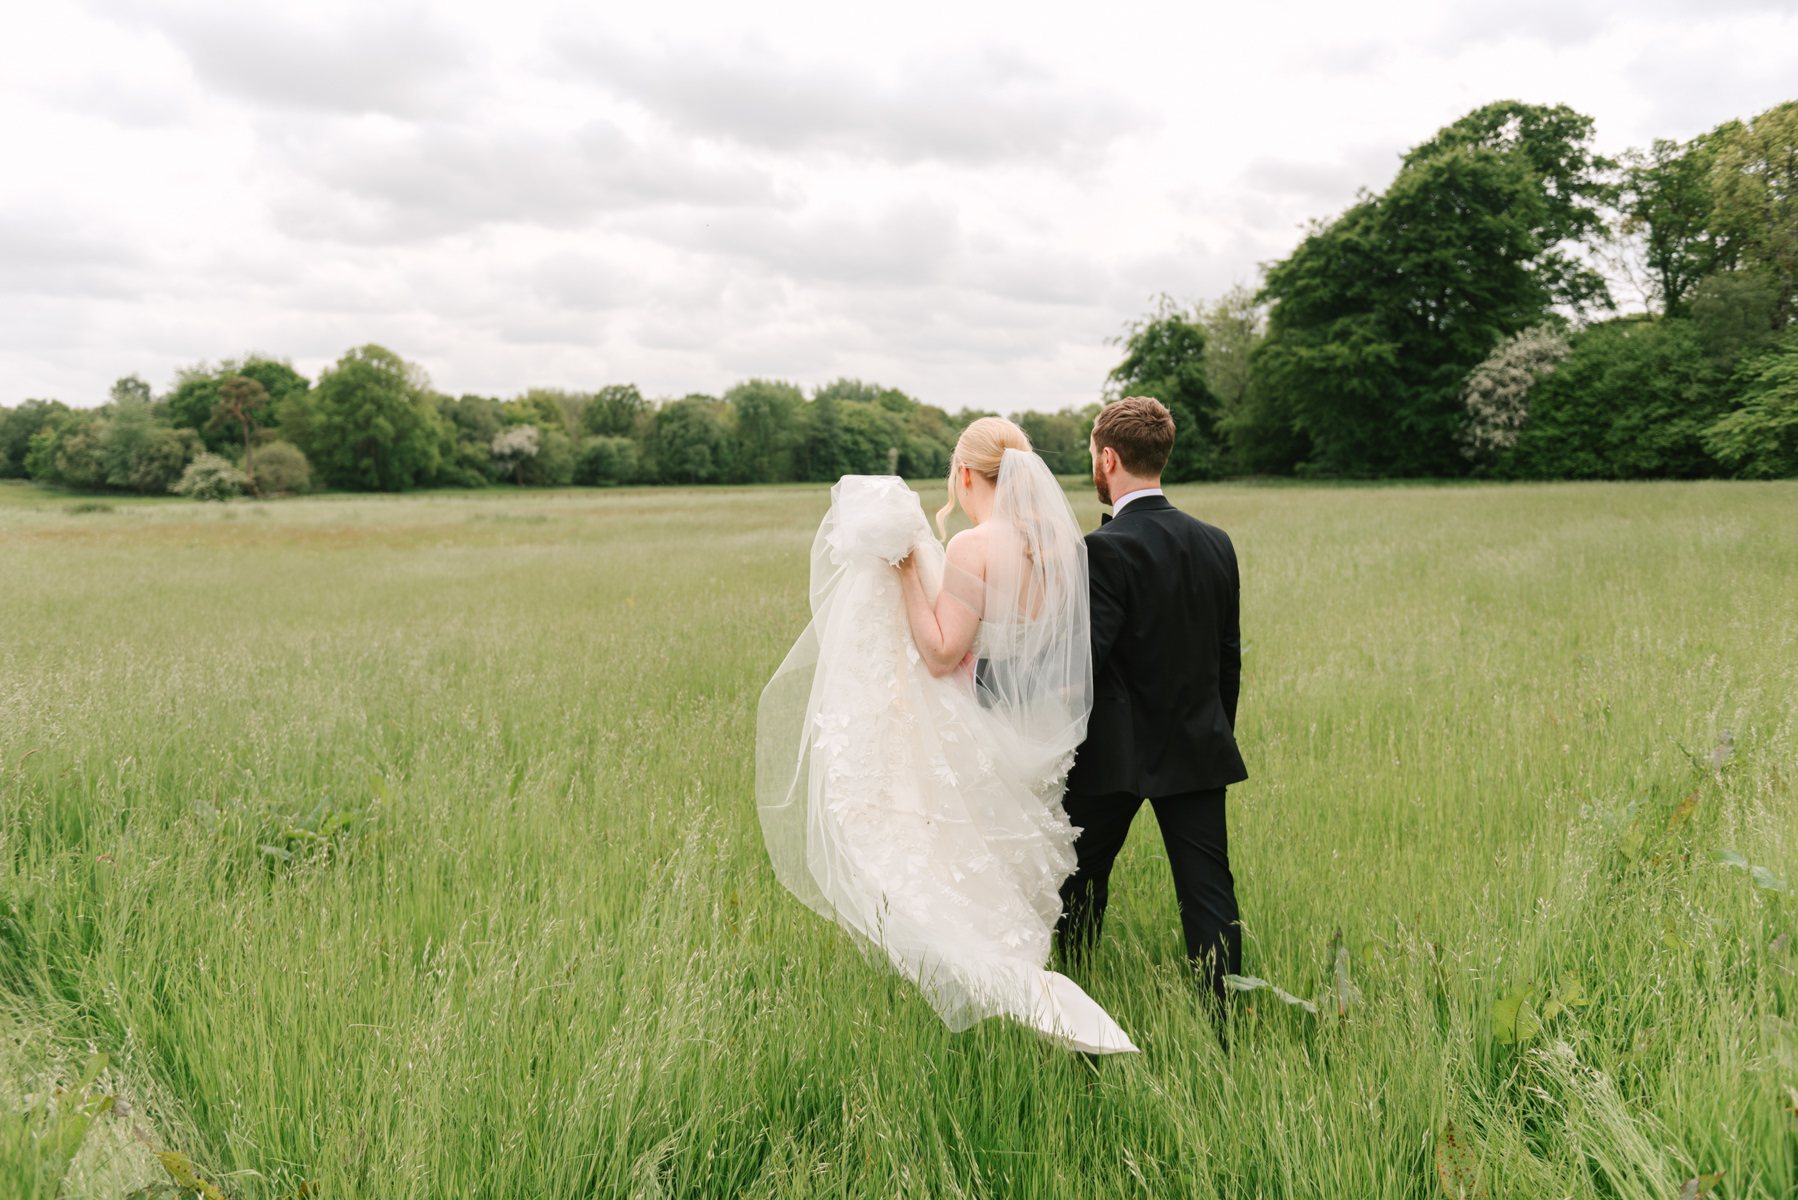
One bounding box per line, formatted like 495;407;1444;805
936;416;1032;539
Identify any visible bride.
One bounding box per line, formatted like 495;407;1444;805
756;418;1137;1054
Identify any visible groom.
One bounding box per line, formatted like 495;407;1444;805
1057;396;1248;1012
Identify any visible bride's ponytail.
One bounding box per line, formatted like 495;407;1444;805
936;417;1032;540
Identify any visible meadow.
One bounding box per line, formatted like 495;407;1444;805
1;477;1795;1199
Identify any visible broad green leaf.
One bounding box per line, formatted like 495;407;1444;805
1712;849;1749;867
1435;1121;1482;1199
1678;1171;1725;1199
1493;982;1539;1045
1556;971;1589;1008
1617;818;1645;862
1750;864;1791;894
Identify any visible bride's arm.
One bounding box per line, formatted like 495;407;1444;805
897;529;983;678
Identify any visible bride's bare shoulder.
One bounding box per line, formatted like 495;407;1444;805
945;525;988;575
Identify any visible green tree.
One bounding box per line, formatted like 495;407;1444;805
1105;295;1219;481
208;375;272;494
1013;409;1090;475
653;396;733;484
519;427;576;487
101;393;158;490
1498;317;1725;479
574;436;639;486
127;427;203;493
46;414;106;489
836;401;906;476
307;345;446;491
727;379;806;482
1402;100;1615;311
252;441;312;494
1194;283;1303;473
813;378;885;405
109;374;152;407
1;400;70;477
580;385;649;438
1710;101;1798;327
1614;132;1738;317
1691;268;1783;370
1258;101;1613;476
802;391;847;482
1702;328;1798;477
163;357;309;455
436;394;505;484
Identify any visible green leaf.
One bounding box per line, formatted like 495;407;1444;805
1617;818;1646;862
1555;970;1589;1008
75;1051;108;1090
1751;864;1791;894
1678;1171;1725;1199
1493;982;1540;1045
1712;849;1749;867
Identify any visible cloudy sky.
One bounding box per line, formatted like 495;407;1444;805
4;0;1796;413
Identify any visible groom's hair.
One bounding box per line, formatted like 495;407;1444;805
1092;397;1175;477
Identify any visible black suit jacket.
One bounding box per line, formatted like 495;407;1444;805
1067;495;1248;798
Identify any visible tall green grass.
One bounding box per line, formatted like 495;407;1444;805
2;481;1794;1198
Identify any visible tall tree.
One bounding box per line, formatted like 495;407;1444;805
1710;101;1798;327
1257;101;1613;476
109;374;153;407
1613;131;1739;317
1104;295;1219;481
580;384;649;438
164;357;309;454
653;396;733;484
0;399;69;478
209;375;271;494
727;379;806;483
307;345;446;491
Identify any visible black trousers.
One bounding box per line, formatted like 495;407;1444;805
1056;787;1241;1007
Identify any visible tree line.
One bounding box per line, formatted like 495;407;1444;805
0;350;1097;497
4;98;1794;496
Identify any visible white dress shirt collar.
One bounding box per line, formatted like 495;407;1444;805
1110;487;1164;517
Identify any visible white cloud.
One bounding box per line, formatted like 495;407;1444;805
94;2;477;119
270;119;785;243
555;36;1154;167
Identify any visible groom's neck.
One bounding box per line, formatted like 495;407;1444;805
1106;473;1161;506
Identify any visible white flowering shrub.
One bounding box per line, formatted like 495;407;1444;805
1459;326;1572;460
171;453;249;501
490;424;540;483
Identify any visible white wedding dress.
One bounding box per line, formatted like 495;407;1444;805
756;456;1138;1054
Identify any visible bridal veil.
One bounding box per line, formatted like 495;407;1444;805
755;453;1136;1053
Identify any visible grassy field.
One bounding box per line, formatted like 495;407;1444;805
1;477;1795;1199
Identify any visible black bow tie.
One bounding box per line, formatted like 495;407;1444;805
1100;511;1113;525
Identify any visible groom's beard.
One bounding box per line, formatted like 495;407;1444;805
1093;462;1112;507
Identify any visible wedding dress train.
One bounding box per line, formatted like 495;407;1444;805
757;468;1137;1055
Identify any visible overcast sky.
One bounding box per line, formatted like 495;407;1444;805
4;0;1796;413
